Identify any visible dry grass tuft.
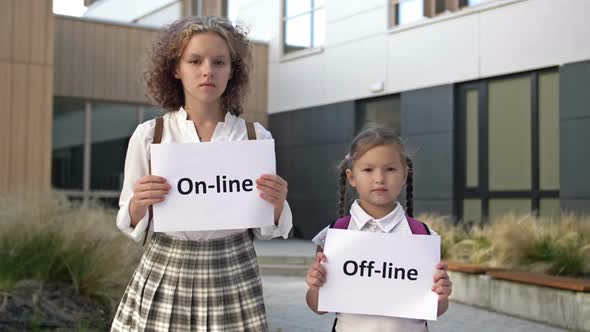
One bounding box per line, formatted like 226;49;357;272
0;192;142;308
417;212;590;277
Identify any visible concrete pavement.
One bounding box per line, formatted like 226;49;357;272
255;239;570;332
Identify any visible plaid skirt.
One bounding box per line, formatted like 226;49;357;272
111;231;267;332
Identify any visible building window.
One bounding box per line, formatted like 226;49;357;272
90;103;138;191
459;0;491;7
52;99;86;190
390;0;426;27
282;0;325;54
456;69;560;222
356;95;401;133
390;0;495;28
52;98;156;206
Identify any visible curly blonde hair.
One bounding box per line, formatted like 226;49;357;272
144;16;251;115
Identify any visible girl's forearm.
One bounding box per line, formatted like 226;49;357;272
306;288;327;315
437;298;449;317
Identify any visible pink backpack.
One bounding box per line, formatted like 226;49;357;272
330;215;431;235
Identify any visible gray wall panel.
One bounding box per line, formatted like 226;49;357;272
413;199;454;217
401;84;455;216
560;117;590;198
561;199;590;214
270;102;356;239
404;133;454;200
401;85;454;135
559;60;590;213
559;60;590;120
288;198;339;239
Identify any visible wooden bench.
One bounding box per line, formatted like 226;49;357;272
486;270;590;292
446;261;505;274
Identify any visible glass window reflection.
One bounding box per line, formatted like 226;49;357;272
52;98;85;190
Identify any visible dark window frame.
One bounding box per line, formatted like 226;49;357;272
454;68;560;222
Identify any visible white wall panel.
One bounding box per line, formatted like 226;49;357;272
325;6;387;47
324;35;388;104
326;0;387;22
270;54;325;112
479;0;590;77
265;0;590;113
387;14;479;94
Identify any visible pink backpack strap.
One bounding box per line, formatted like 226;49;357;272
407;217;431;235
330;215;351;229
329;215;430;234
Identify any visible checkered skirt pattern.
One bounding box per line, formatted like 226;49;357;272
111;231;267;332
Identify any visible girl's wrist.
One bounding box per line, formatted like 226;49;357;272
129;199;147;227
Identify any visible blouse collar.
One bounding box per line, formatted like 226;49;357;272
350;200;407;233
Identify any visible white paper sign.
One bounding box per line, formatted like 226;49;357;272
318;229;440;321
150;140;275;232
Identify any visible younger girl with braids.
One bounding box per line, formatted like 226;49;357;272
305;127;452;331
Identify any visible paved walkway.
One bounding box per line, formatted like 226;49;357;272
255;239;568;332
255;238;317;256
262;276;567;332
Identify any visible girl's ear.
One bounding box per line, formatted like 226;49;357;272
174;64;181;79
346;169;356;188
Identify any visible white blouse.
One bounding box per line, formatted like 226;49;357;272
116;107;293;242
312;200;434;332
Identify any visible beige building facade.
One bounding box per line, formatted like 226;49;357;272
0;0;269;204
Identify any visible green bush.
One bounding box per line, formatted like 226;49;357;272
0;193;142;306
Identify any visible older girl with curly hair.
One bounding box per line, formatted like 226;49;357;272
111;16;292;332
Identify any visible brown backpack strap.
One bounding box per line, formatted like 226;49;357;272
245;121;257;241
143;117;164;246
246;121;256;140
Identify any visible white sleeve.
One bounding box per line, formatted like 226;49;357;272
251;122;293;240
311;226;330;249
253;121;273;140
116;122;153;242
253;201;293;240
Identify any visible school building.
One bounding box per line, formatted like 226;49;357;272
0;0;588;239
257;0;590;238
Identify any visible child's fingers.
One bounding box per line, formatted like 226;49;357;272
135;189;170;200
433;268;450;283
310;262;327;277
256;183;284;198
137;175;168;185
256;176;287;190
435;261;448;271
306;267;326;288
316;252;327;263
432;278;453;298
258;174;288;187
256;180;287;197
433;285;453;298
135;181;171;193
432;278;452;289
309;268;326;283
306;277;324;288
259;192;282;206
